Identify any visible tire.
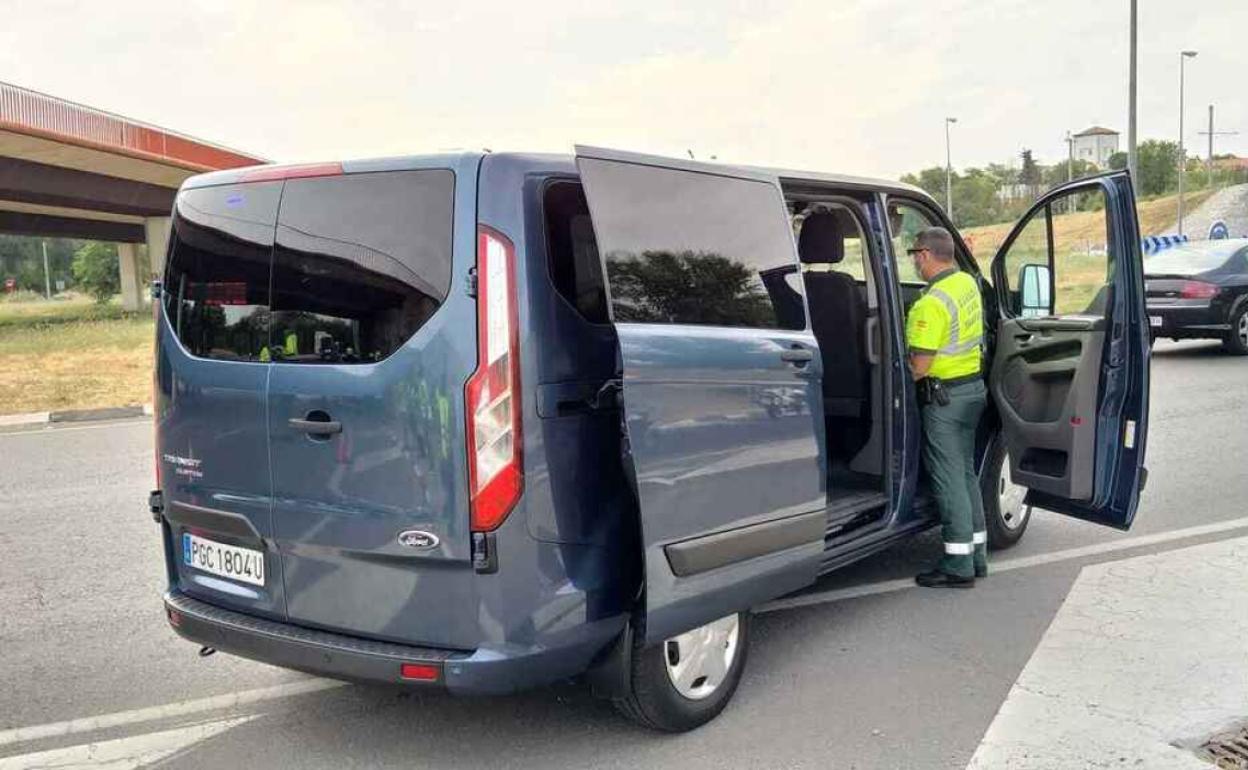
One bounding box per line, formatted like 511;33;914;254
1222;305;1248;356
614;612;749;732
981;433;1032;549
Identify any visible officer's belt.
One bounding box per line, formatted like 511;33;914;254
938;373;982;389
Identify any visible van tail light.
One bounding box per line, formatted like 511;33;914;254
1179;280;1218;299
465;226;522;532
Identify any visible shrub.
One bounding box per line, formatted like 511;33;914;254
71;243;120;304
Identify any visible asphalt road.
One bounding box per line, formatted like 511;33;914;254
2;339;1246;769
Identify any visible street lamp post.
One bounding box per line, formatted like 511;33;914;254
1177;49;1198;235
1128;0;1138;184
945;117;957;221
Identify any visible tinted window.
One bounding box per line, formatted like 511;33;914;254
578;159;801;329
269;170;454;364
163;182;281;361
544;182;608;323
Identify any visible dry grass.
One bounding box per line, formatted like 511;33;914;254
0;299;153;414
960;188;1216;268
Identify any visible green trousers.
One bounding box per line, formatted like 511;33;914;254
921;380;988;578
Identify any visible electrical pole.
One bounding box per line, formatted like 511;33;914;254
1067;131;1074;183
945;117;957;222
1177;50;1198;236
41;241;51;300
1127;0;1138;185
1197;105;1239;193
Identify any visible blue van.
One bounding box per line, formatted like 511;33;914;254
152;147;1151;731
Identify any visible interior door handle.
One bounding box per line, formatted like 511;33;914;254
780;348;814;364
289;417;342;435
864;316;881;365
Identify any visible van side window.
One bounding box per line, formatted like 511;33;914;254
578;159;802;330
163;182;282;361
269;170;454;364
543;182;608;324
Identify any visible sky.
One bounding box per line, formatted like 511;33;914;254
2;0;1246;179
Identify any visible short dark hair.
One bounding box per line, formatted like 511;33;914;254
915;227;956;262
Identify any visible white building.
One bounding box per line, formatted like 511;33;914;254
1072;126;1120;169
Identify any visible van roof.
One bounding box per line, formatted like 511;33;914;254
180;150;931;203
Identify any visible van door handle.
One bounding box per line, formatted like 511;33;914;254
780;348;814;364
289;417;342;435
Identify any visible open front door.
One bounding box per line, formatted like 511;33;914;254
989;172;1149;530
575;146;825;644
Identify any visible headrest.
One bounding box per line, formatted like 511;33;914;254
798;210;844;264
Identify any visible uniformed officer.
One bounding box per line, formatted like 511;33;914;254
905;227;987;588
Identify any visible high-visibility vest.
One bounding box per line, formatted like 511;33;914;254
905;269;984;379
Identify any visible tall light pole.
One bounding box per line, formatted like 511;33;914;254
945;117;957;221
1177;49;1198;236
1197;105;1239;193
1128;0;1138;184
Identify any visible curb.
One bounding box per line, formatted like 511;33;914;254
0;403;152;429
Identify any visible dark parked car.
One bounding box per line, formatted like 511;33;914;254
1146;238;1248;354
151;150;1152;731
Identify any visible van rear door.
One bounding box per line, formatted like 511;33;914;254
158;181;287;619
265;163;479;648
574;146;826;645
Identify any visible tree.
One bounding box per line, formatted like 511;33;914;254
72;242;120;303
1136;139;1181;196
1108;152;1128;171
1019;149;1041;198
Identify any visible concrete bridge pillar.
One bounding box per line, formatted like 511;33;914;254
117;243;144;311
145;217;170;278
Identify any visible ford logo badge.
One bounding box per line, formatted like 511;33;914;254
398;530;440;550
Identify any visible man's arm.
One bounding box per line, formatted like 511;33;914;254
910;352;935;380
905;297;944;381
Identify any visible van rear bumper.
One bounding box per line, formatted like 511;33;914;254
163;590;625;695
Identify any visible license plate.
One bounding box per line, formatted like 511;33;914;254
1149;315;1163;328
183;533;265;587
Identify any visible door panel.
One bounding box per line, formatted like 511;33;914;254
575;146;825;644
991;318;1104;499
989;172;1149;529
265;167;480;649
158;181;288;620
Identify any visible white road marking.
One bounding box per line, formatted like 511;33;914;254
967;536;1248;768
0;679;344;748
757;514;1248;613
0;716;255;770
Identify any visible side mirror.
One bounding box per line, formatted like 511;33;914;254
1017;263;1051;318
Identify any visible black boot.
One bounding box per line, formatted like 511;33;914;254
915;569;975;588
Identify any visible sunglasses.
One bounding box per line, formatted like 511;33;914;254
906;247;929;256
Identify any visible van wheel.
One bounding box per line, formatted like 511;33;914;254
614;613;749;732
982;434;1032;549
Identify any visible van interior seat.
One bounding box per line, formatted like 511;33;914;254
797;210;870;460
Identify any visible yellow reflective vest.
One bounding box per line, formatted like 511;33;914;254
905;268;984;379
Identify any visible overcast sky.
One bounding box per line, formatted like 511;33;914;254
3;0;1246;178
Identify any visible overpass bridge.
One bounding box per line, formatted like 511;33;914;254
0;81;266;308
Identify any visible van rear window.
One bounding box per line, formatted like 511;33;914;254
269;170;454;364
163;182;282;361
163;170;454;364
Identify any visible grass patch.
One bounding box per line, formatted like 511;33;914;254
0;296;154;414
0;294;139;328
